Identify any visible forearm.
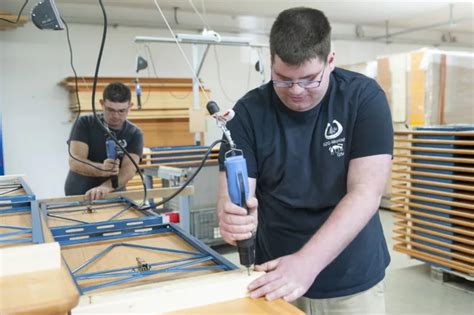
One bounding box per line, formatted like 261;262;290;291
69;158;107;177
97;155;140;191
298;189;382;275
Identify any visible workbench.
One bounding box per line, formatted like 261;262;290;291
0;185;302;314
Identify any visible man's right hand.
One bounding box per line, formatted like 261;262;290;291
218;197;258;246
102;159;119;176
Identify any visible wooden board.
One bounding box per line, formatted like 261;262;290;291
167;298;304;315
0;212;31;248
45;201;145;227
62;231;223;294
0;216;80;314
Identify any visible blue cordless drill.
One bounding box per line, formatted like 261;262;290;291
207;101;256;275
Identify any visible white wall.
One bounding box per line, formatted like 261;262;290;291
0;22;470;198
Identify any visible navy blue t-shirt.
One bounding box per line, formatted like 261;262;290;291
65;115;144;195
219;67;393;298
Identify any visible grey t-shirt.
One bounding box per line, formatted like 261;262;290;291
64;115;143;195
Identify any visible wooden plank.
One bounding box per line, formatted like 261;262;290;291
394;221;474;246
0;212;31;248
393;229;474;257
390;205;474;229
394;244;474;275
394;138;474;146
0;215;80;314
393;236;474;264
393;146;474;155
392;184;474;201
438;54;447;125
391;176;474;192
393;161;474;173
393;213;473;237
0;242;61;276
395;130;474;136
167;298;304;315
38;187;194;205
72;270;266;314
62;231;222;294
391;192;474;211
393;169;474;182
408;51;425;126
393;154;474;165
0;260;80;314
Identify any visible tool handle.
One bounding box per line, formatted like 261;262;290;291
105;138;117;160
106;138;119;189
224;155;249;209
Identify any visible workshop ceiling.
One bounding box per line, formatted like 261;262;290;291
1;0;473;45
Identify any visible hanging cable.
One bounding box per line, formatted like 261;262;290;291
151;0;211;103
88;0;147;206
139;139;224;211
0;0;29;24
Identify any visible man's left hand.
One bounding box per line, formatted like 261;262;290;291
248;253;318;302
85;186;112;201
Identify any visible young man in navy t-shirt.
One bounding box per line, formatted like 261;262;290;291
218;7;393;314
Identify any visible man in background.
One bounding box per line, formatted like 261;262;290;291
65;82;143;200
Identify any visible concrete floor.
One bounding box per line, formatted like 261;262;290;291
215;210;473;315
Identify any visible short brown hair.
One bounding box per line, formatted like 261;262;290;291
270;7;331;65
103;82;131;103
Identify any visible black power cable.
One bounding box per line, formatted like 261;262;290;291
139;139;225;212
90;0;148;205
63;17;113;173
0;0;29;24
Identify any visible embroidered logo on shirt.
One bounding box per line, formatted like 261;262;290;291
324;120;343;140
323;120;345;157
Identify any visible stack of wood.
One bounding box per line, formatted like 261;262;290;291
390;127;474;277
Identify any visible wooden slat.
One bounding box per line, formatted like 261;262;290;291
142;153;219;163
393;213;473;237
393;154;474;165
395;130;474;136
391;176;474;192
393;161;474;173
394;138;474;146
393;146;474;155
390;198;474;220
391;192;474;210
392;184;474;201
394;228;474;257
393;236;474;264
390;205;474;229
394;221;474;246
143;148;220;156
394;244;474;275
393;169;474;182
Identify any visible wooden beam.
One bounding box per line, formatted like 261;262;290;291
73;270;265;314
0;242;60;276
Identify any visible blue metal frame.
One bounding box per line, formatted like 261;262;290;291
0;176;40;245
42;197;153;226
53;216;237;294
0;177;35;214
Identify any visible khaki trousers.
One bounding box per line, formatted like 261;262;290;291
293;280;386;315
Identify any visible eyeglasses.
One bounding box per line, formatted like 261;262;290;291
272;65;326;89
104;106;129;115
